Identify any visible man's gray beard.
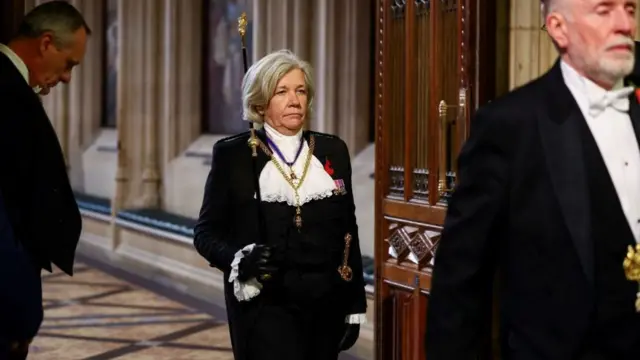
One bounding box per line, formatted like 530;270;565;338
598;56;635;84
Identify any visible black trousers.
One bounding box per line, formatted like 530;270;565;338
246;300;346;360
578;318;640;360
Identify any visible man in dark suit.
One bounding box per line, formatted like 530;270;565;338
0;2;89;358
426;0;640;359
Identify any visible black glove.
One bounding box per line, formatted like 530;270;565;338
237;245;278;282
338;323;360;351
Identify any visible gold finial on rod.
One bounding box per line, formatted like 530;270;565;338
237;11;256;156
238;12;248;42
623;244;640;312
247;131;258;157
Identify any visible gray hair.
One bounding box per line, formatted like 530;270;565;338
541;0;570;19
241;49;315;123
541;0;551;17
16;1;91;49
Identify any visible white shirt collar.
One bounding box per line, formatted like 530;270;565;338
263;122;304;160
560;60;625;98
258;122;337;206
0;43;29;83
560;60;632;118
0;43;41;94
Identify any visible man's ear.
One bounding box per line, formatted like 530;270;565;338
545;13;569;49
38;32;55;54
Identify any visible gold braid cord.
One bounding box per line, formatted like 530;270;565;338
257;135;315;230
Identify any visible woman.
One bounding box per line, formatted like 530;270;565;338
194;49;367;360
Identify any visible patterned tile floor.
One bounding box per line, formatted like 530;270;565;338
28;257;363;359
29;260;234;359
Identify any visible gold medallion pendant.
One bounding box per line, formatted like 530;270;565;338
259;136;315;231
622;244;640;312
338;233;353;281
294;207;302;229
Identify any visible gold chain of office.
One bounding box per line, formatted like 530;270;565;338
258;135;315;229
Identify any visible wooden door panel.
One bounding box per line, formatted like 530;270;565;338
437;0;460;204
384;219;440;267
412;1;431;202
374;0;499;359
375;0;502;358
380;283;429;360
388;2;406;199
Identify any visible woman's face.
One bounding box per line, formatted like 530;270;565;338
263;68;308;135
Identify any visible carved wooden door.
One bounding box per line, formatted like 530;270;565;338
373;0;501;359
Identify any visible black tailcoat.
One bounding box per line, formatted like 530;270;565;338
425;61;640;359
632;41;640;82
194;128;367;360
0;52;82;349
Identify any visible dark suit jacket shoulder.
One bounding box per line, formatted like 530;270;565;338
471;70;550;133
426;62;599;359
0;52;81;275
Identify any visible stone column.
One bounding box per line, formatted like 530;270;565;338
310;0;337;135
251;0;372;155
114;0;202;210
509;0;555;88
336;0;371;155
114;0;144;210
139;0;161;208
75;0;104;149
160;0;202;163
291;0;311;60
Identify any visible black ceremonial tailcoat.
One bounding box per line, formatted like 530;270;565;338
193;128;367;360
0;51;82;343
425;61;640;359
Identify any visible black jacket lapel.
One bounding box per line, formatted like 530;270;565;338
303;131;324;162
627;90;640;143
537;61;593;285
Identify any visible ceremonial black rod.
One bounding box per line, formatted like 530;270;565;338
238;12;266;244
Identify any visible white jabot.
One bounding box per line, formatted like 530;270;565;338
258;122;337;205
561;61;640;244
0;44;41;94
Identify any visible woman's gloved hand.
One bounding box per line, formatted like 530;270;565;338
237;245;278;282
338;323;360;351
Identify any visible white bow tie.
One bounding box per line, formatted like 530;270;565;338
588;87;634;117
